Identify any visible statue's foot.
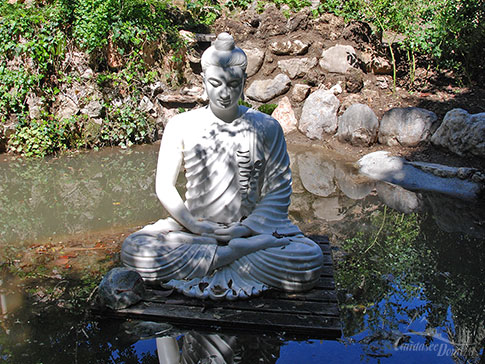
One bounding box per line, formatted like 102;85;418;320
228;235;291;256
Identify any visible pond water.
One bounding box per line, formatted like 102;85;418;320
0;143;484;363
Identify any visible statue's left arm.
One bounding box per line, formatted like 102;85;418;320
239;115;301;236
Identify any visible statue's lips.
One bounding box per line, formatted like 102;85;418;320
217;99;232;107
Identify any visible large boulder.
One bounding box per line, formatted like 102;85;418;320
299;89;340;139
337;103;379;146
319;44;358;74
431;108;485;157
278;57;318;79
378;107;438;146
245;74;291;102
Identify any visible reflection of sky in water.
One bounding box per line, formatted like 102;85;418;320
0;143;483;363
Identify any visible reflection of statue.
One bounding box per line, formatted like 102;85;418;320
156;332;282;364
121;33;323;299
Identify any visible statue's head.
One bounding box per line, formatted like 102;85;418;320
201;33;247;111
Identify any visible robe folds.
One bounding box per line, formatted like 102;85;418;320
121;107;323;299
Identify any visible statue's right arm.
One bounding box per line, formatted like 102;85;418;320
155;119;215;235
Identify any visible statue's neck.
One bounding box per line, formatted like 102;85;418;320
209;104;240;123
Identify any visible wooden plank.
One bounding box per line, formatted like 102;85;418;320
144;290;340;317
94;235;342;339
109;301;342;338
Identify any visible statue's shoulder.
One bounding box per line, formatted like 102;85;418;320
167;107;207;127
243;107;284;139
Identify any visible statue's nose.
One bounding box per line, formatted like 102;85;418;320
220;87;230;99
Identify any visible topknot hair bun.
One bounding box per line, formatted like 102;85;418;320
214;32;235;51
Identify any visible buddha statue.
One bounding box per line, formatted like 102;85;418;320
121;33;323;300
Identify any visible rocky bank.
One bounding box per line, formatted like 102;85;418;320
2;4;484;176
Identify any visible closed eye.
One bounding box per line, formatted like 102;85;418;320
208;78;222;87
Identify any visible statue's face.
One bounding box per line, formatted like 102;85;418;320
203;65;245;111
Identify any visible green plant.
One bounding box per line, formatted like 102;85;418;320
8;113;84;157
100;103;155;148
257;103;278;115
184;0;222;26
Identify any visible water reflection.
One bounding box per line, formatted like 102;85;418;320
0;144;483;363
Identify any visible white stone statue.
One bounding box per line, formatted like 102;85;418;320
121;33;323;300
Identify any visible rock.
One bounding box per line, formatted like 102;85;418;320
57;93;79;121
359;50;373;72
378;107;438;147
376;182;423;213
156;93;199;107
1;119;18;152
337;103;379;146
291;84;311;102
299;89;340;139
319;45;358;74
371;56;392;75
278;57;318;79
242;47;265;77
431;108;485;157
26;93;43;120
345;68;364;93
272;96;297;134
138;96;155;115
269;40;310;55
357;151;482;199
81;99;103;119
97;268;146;310
298;152;336;197
245;74;291;102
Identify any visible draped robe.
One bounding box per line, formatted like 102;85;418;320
121;106;323;299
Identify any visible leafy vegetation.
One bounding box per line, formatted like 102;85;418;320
0;0;482;157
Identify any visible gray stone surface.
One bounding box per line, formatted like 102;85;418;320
319;44;358;74
242;47;265;77
245;74;291;102
81;99;104;118
337;103;379;146
299;89;340;139
278;57;318;79
378;107;438;146
269;40;310;55
97;267;146;310
431;108;485;157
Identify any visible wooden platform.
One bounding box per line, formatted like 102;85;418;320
97;235;341;339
